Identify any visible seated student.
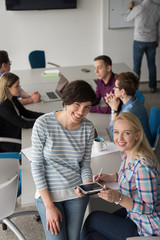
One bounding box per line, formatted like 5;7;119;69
80;112;160;239
90;55;115;114
0;72;44;152
0;50;41;105
105;72;153;146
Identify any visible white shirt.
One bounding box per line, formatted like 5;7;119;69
126;0;160;42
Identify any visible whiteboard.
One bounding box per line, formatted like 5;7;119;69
109;0;160;29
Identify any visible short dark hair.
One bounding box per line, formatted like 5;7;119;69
62;80;96;106
115;72;139;96
0;51;9;68
94;55;112;67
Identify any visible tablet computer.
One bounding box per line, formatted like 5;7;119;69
78;182;104;195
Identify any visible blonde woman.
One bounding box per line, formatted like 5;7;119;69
81;112;160;239
0;72;43;152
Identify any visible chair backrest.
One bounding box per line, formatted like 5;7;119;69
28;50;46;69
149;107;160;147
0;152;19;219
135;90;145;103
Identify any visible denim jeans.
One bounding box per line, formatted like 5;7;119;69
133;40;157;88
36;196;89;240
80;208;139;240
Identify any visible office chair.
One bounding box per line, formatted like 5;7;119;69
28;50;60;69
135;90;145;103
0;152;38;240
149;107;160;147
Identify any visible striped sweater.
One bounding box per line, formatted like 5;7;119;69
31;111;94;201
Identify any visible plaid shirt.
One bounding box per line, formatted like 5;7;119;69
119;152;160;236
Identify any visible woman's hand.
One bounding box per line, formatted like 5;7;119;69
30;91;41;103
46;205;62;235
94;173;109;185
98;186;120;203
94;172;117;185
75;179;92;197
75;186;84;197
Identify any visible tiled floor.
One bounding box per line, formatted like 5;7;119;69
0;81;159;240
138;81;160;115
0;197;45;240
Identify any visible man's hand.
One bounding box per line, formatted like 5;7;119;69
128;1;134;10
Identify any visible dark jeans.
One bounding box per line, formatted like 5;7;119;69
133;40;157;88
80;208;139;240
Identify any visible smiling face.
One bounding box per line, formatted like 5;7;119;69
65;101;91;124
7;79;21;98
113;119;141;156
94;60;111;83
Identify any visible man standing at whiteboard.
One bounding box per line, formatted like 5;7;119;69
125;0;160;93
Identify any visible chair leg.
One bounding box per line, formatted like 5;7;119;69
2;223;7;230
33;213;41;222
2;218;26;240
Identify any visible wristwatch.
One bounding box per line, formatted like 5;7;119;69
111;109;118;114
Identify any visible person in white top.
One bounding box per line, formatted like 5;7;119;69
125;0;160;93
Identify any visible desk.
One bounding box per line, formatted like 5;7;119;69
14;63;131;207
13;63;132;107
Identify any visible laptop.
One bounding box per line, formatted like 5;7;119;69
42;74;69;103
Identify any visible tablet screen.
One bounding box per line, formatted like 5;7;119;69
78;182;104;195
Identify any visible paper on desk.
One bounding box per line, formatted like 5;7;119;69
43;69;60;74
91;141;118;158
21;147;32;161
42;69;60;78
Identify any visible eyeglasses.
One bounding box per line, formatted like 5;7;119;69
114;85;120;89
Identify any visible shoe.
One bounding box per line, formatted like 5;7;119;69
150;88;156;93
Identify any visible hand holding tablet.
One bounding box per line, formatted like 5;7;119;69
78;182;105;195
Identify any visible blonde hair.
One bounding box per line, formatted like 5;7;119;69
113;112;158;167
0;72;19;102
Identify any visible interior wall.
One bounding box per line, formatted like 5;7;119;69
0;0;102;70
102;0;160;82
1;0;159;82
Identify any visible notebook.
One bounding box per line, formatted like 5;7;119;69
42;74;69;103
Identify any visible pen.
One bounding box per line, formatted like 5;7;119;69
98;168;103;178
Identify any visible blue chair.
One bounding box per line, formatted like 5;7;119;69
149;107;160;147
28;50;60;69
135;90;145;103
